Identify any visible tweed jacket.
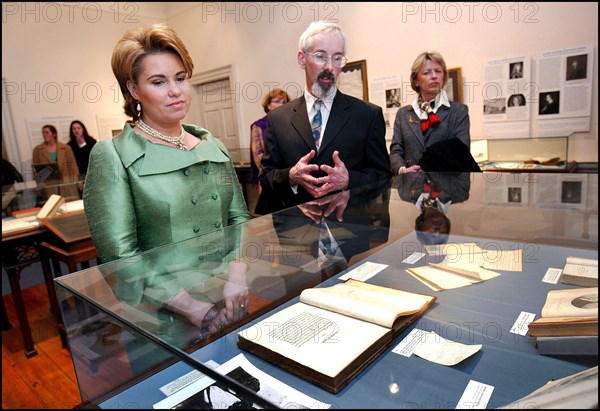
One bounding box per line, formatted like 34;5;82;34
389;101;470;174
257;91;391;214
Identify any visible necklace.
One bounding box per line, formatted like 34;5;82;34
137;118;187;150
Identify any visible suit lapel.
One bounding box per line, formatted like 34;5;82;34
318;92;350;154
290;97;315;150
436;104;451;124
406;107;426;149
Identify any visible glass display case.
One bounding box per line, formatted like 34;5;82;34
55;173;597;408
2;175;85;218
2;175;87;357
472;136;576;172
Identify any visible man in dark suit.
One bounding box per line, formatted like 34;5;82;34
256;21;390;214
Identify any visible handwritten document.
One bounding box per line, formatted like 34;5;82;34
442;248;522;272
393;329;482;366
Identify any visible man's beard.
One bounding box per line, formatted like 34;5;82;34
311;70;337;99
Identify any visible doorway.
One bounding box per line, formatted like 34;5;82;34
188;66;241;151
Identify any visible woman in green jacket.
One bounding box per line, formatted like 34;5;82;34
83;24;251;366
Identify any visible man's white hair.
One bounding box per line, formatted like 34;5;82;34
298;21;347;55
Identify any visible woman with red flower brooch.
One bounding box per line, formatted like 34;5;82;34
389;51;472;174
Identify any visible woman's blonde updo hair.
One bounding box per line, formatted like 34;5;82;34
111;24;194;120
409;51;448;94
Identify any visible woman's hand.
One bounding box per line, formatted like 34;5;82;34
222;260;249;322
399;165;422;174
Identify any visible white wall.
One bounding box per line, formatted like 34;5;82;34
3;2;598;178
2;2;166;179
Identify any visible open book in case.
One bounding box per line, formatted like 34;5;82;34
237;280;436;393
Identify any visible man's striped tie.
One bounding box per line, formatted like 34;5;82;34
311;99;323;150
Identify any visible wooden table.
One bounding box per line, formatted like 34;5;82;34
2;226;51;357
38;211;99;348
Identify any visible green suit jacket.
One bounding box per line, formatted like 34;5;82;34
83;123;251;305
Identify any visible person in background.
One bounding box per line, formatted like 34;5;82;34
83;24;251;365
389;51;475;174
67;120;97;175
256;21;390;214
250;88;290;195
32;124;80;199
32;125;80;179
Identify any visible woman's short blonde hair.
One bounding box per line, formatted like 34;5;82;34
410;51;448;94
111;24;194;120
261;88;291;113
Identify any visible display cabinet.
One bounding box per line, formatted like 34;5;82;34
472;136;577;172
2;175;85;218
55;173;597;408
2;176;87;357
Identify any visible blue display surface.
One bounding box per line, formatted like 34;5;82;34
100;233;597;409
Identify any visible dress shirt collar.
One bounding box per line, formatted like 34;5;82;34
304;87;336;114
412;89;451;119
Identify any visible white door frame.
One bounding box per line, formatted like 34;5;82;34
2;77;21;164
188;64;243;149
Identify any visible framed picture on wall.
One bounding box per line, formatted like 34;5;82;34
338;59;369;101
445;67;463;103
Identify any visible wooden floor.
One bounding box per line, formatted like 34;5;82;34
1;182;261;409
2;283;82;409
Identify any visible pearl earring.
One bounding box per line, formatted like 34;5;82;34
136;102;141;113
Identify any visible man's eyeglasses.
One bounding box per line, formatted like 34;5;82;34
305;52;348;68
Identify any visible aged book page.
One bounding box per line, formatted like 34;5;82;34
424;242;483;256
299;279;435;328
1;215;41;235
406;263;500;291
566;256;598;267
528;287;598;337
37;194;64;218
239;301;390;378
442;248;522;272
541;287;598;318
238;280;435;384
561;257;598;287
407;265;474;291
